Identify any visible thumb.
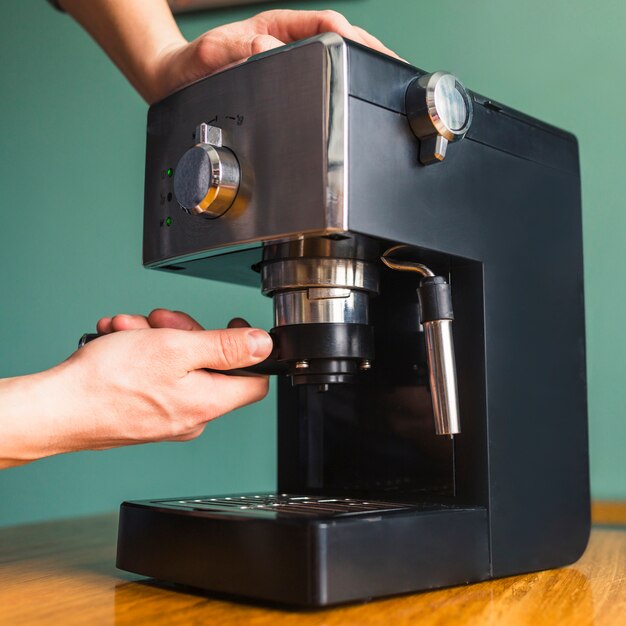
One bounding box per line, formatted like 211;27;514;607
176;327;273;372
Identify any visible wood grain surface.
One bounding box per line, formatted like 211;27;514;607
0;504;624;625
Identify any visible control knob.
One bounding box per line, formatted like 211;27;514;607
173;123;240;218
406;72;473;165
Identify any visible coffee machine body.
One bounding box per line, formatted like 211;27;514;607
117;35;589;606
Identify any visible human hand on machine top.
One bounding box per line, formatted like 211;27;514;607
57;1;400;103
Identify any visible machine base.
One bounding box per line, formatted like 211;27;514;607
116;494;490;607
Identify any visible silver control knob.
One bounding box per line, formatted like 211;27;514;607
173;123;240;218
406;71;473;165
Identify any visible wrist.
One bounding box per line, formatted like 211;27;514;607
143;38;189;104
0;367;74;468
59;0;188;104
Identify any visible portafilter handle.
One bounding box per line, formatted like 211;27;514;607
77;333;286;377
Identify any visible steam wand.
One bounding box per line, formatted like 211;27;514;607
381;246;461;437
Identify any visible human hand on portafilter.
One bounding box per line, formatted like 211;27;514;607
57;1;400;104
0;310;272;469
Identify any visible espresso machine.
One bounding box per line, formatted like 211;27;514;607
115;34;590;606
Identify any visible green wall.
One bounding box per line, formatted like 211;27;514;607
1;0;624;527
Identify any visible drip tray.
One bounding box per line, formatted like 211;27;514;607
154;493;421;518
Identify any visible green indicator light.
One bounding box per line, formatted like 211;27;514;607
166;216;172;226
166;168;173;177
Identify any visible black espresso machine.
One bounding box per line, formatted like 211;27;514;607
115;34;590;606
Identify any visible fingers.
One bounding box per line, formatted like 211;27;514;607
97;314;150;334
97;309;255;336
171;327;273;372
97;309;205;334
148;308;204;331
259;9;357;43
166;9;400;104
96;317;112;334
195;31;282;70
195;9;398;74
95;310;271;374
257;10;399;57
227;317;251;329
190;31;258;80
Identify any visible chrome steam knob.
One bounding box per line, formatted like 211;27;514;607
406;72;473;165
173;123;240;218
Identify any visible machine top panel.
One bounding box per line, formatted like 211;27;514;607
144;34;578;273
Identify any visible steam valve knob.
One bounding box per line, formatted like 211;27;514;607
406;71;473;165
173;123;240;218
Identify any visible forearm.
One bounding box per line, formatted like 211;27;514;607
58;0;186;103
0;370;71;469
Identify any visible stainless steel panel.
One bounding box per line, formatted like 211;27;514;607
144;34;348;267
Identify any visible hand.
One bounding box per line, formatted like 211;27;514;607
150;10;400;103
71;309;271;444
0;309;272;468
95;307;248;334
59;1;400;104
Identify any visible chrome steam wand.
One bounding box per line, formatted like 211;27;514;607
381;246;461;437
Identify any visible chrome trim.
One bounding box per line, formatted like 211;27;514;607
274;289;369;326
261;234;380;263
420;71;473;142
261;258;379;295
191;144;240;218
174;122;240;218
319;33;350;232
406;71;473;165
243;32;348;232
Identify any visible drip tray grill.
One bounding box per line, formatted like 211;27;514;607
156;494;418;518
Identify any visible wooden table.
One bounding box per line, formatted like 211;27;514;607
1;502;625;625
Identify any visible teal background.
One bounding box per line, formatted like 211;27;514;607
1;0;624;527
